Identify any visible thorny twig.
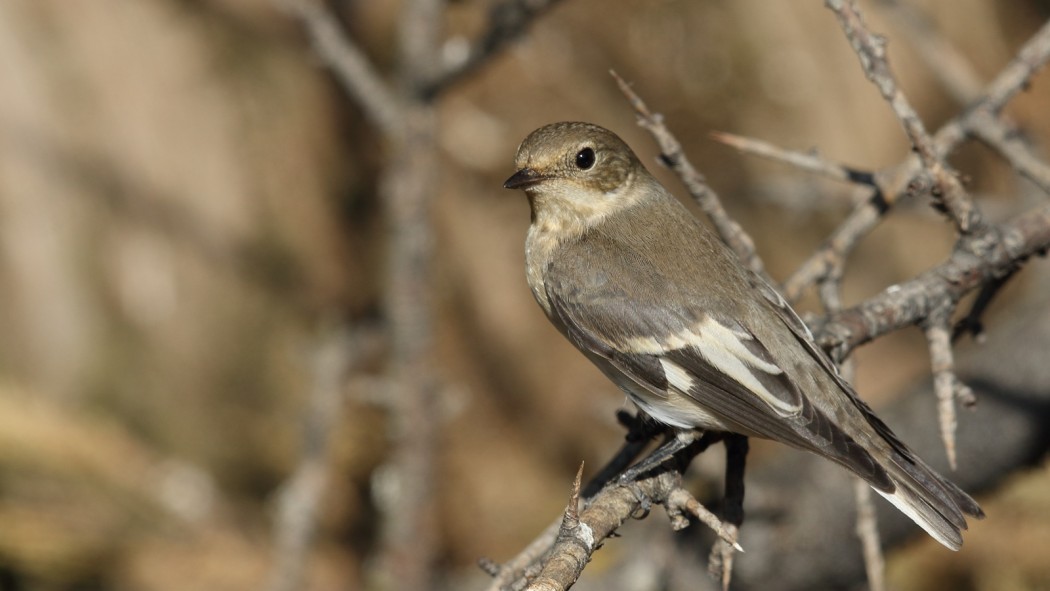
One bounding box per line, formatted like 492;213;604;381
611;70;774;286
783;16;1050;301
711;131;884;190
826;0;984;234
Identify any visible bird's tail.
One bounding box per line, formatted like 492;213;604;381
871;450;984;550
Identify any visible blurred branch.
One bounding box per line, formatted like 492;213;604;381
853;480;885;591
611;70;773;285
424;0;567;97
282;0;404;134
875;0;984;103
267;323;382;591
967;109;1050;196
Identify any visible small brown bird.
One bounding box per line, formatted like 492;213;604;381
504;121;983;549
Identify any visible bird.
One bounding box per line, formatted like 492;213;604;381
503;121;983;550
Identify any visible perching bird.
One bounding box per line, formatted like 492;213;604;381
504;121;983;550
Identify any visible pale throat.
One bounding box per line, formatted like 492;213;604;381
523;175;638;315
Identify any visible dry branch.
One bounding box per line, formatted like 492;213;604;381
611;71;772;285
424;0;568;96
783;17;1050;301
282;0;404;134
826;0;984;234
817;200;1050;361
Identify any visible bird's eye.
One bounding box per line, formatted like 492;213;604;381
575;147;596;170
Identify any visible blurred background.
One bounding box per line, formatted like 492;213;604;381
1;0;1049;589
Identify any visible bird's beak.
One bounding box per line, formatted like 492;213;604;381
503;168;545;190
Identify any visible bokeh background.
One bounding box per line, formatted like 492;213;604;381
1;0;1049;589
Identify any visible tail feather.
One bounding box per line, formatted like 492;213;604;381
874;452;984;551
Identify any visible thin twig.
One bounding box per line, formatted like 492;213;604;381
665;488;743;552
611;71;772;285
853;480;886;591
875;0;984;104
967;109;1050;196
825;0;984;234
784;17;1050;301
924;305;968;469
711;131;882;189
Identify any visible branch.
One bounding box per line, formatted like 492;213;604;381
967;109;1050;196
710;131;883;189
875;0;984;104
826;0;984;234
784;16;1050;301
817;201;1050;362
282;0;405;134
611;71;772;285
267;323;383;591
853;480;885;591
423;0;567;97
485;427;739;590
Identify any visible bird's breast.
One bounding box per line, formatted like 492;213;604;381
525;225;558;316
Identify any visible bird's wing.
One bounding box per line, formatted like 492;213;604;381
543;233;893;490
745;272;917;463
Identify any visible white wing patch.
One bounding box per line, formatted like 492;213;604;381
625;317;802;416
659;358;695;392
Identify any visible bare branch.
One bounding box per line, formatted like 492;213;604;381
282;0;404;134
978;18;1050;114
783;190;889;302
424;0;567;97
784;17;1050;301
522;472;676;591
818;200;1050;361
399;0;445;87
711;131;881;189
267;323;382;591
707;435;747;591
853;480;886;591
875;0;984;103
825;0;984;234
924;306;963;469
967;109;1050;196
611;71;772;285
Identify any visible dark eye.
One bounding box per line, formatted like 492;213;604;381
575;147;596;170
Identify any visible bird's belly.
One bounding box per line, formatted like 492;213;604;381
629;387;733;432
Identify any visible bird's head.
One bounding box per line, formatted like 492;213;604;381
504;122;646;228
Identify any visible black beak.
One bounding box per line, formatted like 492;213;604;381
503;168;545;189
